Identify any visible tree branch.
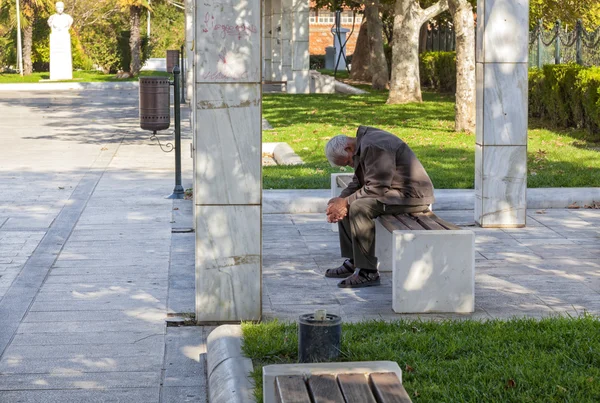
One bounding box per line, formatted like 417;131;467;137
421;0;449;22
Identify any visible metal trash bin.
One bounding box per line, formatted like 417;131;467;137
139;76;170;132
166;50;180;74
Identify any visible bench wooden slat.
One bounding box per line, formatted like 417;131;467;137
336;175;354;187
431;215;461;230
275;375;311;403
394;214;426;231
307;374;345;403
369;372;413;403
337;373;377;403
380;215;411;232
411;213;446;230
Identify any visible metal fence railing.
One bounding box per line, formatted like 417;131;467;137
421;19;600;68
529;19;600;67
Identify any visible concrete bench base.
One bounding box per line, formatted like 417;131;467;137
390;229;474;313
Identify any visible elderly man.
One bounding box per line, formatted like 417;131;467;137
325;126;435;288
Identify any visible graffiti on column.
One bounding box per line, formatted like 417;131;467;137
197;0;260;82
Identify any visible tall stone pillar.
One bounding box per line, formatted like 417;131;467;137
289;0;309;93
194;0;262;322
271;0;282;80
475;0;528;228
263;0;273;81
185;0;194;103
280;0;293;81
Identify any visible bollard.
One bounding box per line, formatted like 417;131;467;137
298;310;342;363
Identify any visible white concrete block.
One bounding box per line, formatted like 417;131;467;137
263;361;402;403
309;71;335;93
195;0;261;82
293;10;310;41
476;63;528;146
475;144;527;227
477;0;529;63
195;206;261;322
288;71;310;94
194;84;261;205
375;219;392;272
392;230;475;313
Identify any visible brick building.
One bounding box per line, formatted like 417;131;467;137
309;6;362;56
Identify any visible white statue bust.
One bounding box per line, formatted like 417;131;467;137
47;2;73;80
48;2;73;34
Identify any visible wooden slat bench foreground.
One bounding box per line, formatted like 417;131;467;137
330;173;475;314
264;361;409;403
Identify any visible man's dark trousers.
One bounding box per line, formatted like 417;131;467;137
338;198;428;272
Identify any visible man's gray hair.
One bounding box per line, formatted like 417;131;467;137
325;135;349;167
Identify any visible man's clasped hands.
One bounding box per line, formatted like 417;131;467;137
326;197;348;223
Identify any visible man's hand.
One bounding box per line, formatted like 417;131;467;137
326;197;348;223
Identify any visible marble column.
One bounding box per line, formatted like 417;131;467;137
475;0;528;228
271;0;282;80
263;0;273;81
288;0;309;93
194;0;262;322
280;0;293;82
185;0;194;103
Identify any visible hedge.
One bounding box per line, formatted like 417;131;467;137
420;51;600;138
530;65;600;137
419;51;456;93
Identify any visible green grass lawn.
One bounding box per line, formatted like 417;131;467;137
0;70;170;83
262;90;600;189
242;317;600;402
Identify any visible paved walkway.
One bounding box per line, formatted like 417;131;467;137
262;211;600;322
0;89;205;402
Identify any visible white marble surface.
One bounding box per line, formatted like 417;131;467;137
289;71;310;94
270;0;282;81
392;230;475;313
476;0;529;63
195;205;261;322
292;41;310;71
49;32;73;80
195;0;261;82
475;144;527;227
476;63;528;146
185;0;195;101
263;0;273;81
194;84;261;205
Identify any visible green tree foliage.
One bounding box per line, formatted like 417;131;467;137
144;0;184;58
529;0;600;28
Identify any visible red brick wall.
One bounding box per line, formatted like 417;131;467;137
310;24;359;56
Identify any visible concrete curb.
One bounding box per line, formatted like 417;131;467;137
263;188;600;214
206;325;254;403
0;81;140;91
334;80;368;94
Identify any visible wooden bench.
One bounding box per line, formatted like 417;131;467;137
263;361;410;403
330;173;475;314
275;372;412;403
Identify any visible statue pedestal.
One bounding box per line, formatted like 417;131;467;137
49;32;73;80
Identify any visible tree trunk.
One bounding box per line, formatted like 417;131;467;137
349;20;371;82
129;6;142;75
419;22;428;53
23;22;33;75
448;0;475;133
387;0;447;104
365;0;388;89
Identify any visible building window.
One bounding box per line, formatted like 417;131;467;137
309;10;316;24
317;11;334;24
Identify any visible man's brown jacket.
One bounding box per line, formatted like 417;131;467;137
340;126;435;206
